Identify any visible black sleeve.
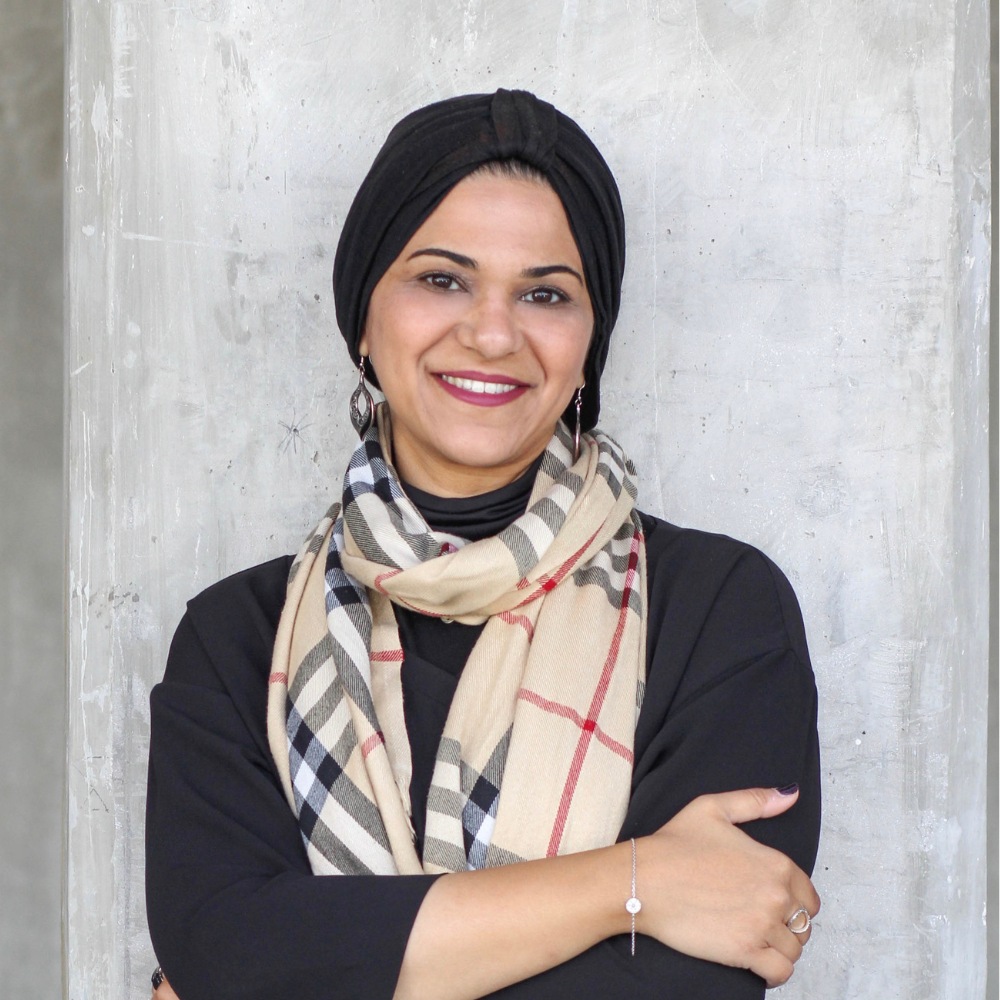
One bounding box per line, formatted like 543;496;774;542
481;520;821;999
145;557;440;1000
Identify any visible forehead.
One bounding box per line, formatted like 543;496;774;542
401;173;582;263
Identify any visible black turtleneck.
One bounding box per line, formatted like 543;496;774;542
397;457;542;853
400;453;543;542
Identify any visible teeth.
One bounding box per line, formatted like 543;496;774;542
440;374;520;395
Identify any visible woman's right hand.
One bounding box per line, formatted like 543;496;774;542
638;785;820;987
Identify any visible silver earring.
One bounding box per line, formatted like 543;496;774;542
573;385;584;462
350;356;374;437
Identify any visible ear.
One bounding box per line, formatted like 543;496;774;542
358;330;370;356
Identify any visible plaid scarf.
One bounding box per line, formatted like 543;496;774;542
267;408;647;876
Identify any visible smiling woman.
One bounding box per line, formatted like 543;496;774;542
145;90;820;1000
361;172;593;495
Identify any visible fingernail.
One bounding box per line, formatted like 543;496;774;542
776;783;799;796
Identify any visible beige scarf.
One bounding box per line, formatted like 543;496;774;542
267;410;646;876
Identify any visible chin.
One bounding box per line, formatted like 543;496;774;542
437;425;545;466
441;440;529;471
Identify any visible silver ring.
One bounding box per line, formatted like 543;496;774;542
786;907;811;935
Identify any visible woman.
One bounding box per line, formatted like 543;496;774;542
147;89;820;1000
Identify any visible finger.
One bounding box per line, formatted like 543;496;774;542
781;902;816;949
749;947;795;989
711;784;800;826
788;871;821;918
806;884;822;916
768;920;806;963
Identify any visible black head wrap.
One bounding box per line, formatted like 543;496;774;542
333;88;626;432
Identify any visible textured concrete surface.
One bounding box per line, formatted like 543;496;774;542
65;2;991;997
0;0;65;996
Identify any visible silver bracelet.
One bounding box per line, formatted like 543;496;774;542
625;837;642;956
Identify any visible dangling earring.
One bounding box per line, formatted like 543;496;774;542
573;384;585;463
350;356;374;437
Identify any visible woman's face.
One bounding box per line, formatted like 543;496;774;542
360;172;594;497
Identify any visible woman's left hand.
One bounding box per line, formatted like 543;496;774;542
637;786;820;987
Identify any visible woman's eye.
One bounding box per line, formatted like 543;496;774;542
422;272;462;291
522;287;566;305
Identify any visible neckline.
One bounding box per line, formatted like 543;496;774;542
401;453;544;541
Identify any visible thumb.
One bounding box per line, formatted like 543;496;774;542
714;784;799;825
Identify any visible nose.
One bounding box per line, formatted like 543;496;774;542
456;291;523;358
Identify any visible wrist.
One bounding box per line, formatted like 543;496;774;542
624;837;644;953
600;839;641;940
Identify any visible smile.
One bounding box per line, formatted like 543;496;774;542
439;374;523;394
435;372;530;407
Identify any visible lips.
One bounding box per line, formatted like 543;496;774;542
434;370;530;407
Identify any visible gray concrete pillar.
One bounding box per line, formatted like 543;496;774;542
65;2;991;996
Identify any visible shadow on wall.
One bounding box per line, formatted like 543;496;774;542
0;1;65;999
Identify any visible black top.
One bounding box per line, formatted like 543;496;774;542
400;454;542;541
146;495;820;1000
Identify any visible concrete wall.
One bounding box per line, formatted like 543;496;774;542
0;0;65;996
65;2;991;998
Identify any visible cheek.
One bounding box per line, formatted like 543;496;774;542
358;301;396;378
533;323;587;379
574;322;595;385
362;286;441;362
562;326;593;386
358;281;398;358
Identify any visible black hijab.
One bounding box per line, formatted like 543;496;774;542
332;89;625;432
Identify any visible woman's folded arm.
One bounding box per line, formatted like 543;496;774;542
146;612;442;1000
391;637;820;1000
148;534;821;1000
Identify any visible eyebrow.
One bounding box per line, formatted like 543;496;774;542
407;247;584;285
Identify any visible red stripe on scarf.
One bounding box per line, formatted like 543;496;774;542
371;650;404;662
360;732;385;757
498;610;535;640
269;672;288;685
513;527;602;607
546;528;641;856
516;689;632;762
